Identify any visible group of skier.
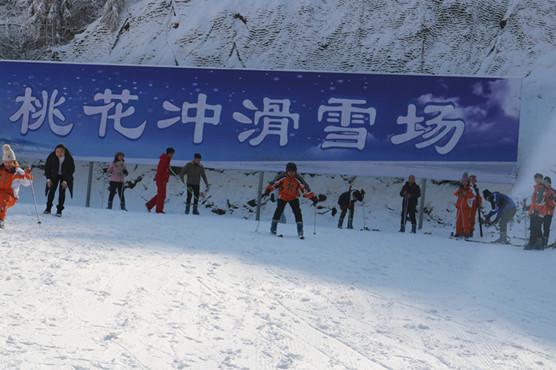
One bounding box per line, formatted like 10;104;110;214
1;143;555;249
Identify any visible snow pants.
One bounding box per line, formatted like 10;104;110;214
543;214;553;246
186;184;200;207
498;208;516;234
0;193;16;221
338;204;355;229
108;181;125;209
46;175;67;213
455;205;474;238
146;180;167;213
401;201;417;227
529;214;544;248
273;199;303;224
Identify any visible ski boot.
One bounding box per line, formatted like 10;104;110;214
43;208;51;215
0;220;5;229
337;217;344;229
347;218;353;230
56;207;63;218
270;219;278;235
399;224;406;233
493;234;510;245
411;224;417;234
120;201;127;212
185;204;190;215
297;222;304;239
107;200;113;210
192;206;200;215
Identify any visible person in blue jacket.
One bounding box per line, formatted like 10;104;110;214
482;189;517;244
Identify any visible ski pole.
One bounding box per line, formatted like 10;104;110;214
313;204;317;235
361;201;368;231
29;179;42;225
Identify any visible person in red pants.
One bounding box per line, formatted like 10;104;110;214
454;172;475;239
146;147;175;214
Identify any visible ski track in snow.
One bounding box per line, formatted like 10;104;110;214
1;205;556;369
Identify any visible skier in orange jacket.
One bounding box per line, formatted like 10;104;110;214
263;162;318;239
0;145;33;229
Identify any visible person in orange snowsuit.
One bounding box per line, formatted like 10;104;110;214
469;175;482;237
263;162;318;239
454;173;475;238
0;144;33;229
526;173;556;250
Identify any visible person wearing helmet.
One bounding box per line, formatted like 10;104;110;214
263;162;318;239
337;187;365;229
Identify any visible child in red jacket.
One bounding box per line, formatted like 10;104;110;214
0;145;33;229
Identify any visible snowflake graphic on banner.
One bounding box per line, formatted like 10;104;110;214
83;89;147;140
233;98;300;147
391;103;465;155
9;87;74;136
157;93;222;144
317;98;377;150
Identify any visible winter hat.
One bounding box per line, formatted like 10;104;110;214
2;144;16;162
286;162;297;172
194;152;202;159
483;189;492;199
544;176;552;185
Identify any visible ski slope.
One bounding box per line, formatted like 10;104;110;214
1;205;555;369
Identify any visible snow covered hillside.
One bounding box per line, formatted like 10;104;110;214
1;205;556;368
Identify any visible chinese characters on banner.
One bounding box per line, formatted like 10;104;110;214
9;88;466;155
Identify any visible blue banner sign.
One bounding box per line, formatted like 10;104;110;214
0;60;521;182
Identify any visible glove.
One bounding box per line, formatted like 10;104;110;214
262;190;270;198
311;196;319;206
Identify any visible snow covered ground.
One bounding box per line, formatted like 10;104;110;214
1;205;556;369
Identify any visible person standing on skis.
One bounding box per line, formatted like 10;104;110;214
146;147;175;214
454;172;475;239
399;175;421;233
337;188;365;229
482;190;516;244
542;176;555;247
527;173;555;250
106;152;128;211
469;175;482;237
179;153;209;215
44;144;75;217
0;145;33;229
262;162;318;238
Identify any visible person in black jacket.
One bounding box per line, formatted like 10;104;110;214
337;188;365;229
399;175;421;233
44;144;75;217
